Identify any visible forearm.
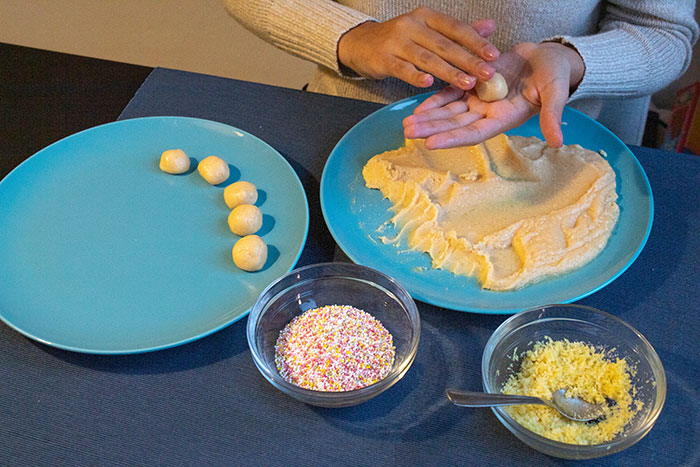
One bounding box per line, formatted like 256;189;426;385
221;0;374;74
549;0;699;100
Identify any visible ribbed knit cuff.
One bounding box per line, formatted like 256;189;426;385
545;31;653;101
261;0;375;76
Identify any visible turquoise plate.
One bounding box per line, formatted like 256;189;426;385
321;94;653;314
0;117;308;353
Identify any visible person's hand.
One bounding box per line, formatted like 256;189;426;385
337;7;500;91
402;41;585;148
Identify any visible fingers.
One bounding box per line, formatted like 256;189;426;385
412;85;465;113
397;41;474;91
396;9;500;90
422;10;500;63
388;57;435;88
423;119;502;149
404;110;483;139
404;99;471;135
470;19;497;39
408;99;470;123
409;29;492;85
538;78;569;148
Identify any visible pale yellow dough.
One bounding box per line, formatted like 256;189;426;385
232;235;268;271
159;149;190;174
224;181;258;209
197;156;229;185
475;72;508;102
362;134;619;291
228;204;263;236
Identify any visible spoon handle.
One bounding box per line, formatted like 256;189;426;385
446;389;546;408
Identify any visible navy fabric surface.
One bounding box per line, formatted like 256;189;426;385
1;67;699;466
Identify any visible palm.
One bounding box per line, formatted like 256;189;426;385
462;90;537;136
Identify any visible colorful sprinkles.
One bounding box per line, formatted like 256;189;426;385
274;305;396;392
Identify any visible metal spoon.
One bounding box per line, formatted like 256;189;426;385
445;388;606;422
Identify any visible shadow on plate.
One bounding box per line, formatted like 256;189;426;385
258;214;275;237
254;189;267;207
214;163;242;187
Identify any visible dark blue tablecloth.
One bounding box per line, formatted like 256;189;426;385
1;67;699;466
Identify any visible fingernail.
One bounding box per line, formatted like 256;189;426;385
424;136;439;150
420;73;434;87
477;63;494;80
458;73;476;89
482;45;499;60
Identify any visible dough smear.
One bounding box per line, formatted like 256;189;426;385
362;134;619;290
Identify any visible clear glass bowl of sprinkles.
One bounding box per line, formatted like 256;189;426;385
247;262;421;407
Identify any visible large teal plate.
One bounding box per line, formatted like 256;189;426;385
321;94;653;314
0;117;308;353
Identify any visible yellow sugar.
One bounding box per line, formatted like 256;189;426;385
501;338;642;445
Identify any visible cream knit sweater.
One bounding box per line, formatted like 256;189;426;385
223;1;698;144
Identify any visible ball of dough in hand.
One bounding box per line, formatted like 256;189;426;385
224;181;258;209
197;156;230;185
159;149;190;174
232;235;268;271
475;72;508;102
228;204;263;236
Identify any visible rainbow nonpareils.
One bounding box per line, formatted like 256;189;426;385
274;305;396;392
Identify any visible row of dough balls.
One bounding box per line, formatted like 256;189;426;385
159;149;268;272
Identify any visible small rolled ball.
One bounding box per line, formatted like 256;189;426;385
232;235;268;271
224;181;258;209
159;149;190;174
475;72;508;102
197;156;230;185
228;204;263;236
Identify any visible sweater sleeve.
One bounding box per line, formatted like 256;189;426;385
547;0;699;100
221;0;374;76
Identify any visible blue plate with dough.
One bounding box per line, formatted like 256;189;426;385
0;117;308;353
320;94;653;314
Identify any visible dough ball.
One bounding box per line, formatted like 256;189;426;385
232;235;268;271
197;156;230;185
475;72;508;102
159;149;190;174
228;204;263;236
224;181;258;209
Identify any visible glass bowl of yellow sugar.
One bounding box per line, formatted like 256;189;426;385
482;304;665;459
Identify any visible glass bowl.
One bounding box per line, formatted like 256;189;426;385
247;262;420;407
482;304;666;459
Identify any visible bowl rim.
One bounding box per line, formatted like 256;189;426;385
481;303;667;453
246;261;421;405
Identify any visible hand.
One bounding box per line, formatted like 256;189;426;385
337;7;500;91
402;41;585;148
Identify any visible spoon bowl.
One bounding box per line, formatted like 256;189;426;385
446;388;606;422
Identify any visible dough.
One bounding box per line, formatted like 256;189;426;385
159;149;190;174
475;72;508;102
362;134;619;290
228;204;263;236
232;235;268;271
224;181;258;209
197;156;230;185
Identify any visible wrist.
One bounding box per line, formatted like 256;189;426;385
560;44;585;92
337;21;375;76
542;40;585;94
